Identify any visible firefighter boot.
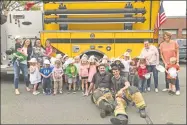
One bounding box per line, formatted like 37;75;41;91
99;99;113;118
110;114;128;125
100;109;106;118
139;108;146;118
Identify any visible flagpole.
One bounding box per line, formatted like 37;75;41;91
160;24;163;45
153;0;163;45
159;0;164;45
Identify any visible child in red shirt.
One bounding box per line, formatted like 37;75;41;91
166;57;180;95
137;58;148;93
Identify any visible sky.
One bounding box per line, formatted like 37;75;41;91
163;1;186;16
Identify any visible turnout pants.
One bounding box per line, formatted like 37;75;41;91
114;86;146;117
92;88;114;108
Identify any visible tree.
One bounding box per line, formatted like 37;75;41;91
1;0;42;25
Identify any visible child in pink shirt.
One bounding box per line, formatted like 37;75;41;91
87;56;97;95
45;40;53;58
79;56;90;95
88;56;97;83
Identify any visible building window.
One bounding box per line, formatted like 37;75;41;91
159;29;178;35
182;29;186;34
182;29;186;38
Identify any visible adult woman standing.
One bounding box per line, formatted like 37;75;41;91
159;32;180;95
140;40;159;93
33;39;46;66
13;39;32;95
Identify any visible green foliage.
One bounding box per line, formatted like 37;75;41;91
30;6;41;10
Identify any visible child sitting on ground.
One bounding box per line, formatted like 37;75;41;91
40;59;53;95
28;58;41;95
166;57;180;95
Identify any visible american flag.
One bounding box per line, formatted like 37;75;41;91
154;1;167;31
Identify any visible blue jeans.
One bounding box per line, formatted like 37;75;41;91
43;78;51;93
147;65;158;88
139;78;147;92
165;72;180;91
13;62;29;89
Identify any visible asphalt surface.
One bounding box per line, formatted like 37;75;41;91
1;64;186;124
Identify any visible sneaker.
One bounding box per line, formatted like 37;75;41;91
84;92;88;96
100;109;106;118
168;90;174;95
53;92;57;95
67;90;71;94
33;91;36;95
176;91;180;96
162;88;169;92
73;90;76;94
33;91;40;95
15;89;20;95
155;88;158;93
143;89;147;93
36;91;40;94
26;87;31;92
48;91;51;95
46;92;51;95
59;91;63;94
147;87;151;92
110;115;128;125
139;108;146;118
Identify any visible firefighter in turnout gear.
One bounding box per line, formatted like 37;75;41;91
110;66;147;125
88;63;115;118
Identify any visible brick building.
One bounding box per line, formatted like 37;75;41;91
159;16;186;40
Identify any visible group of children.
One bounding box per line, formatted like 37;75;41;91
27;53;98;95
27;50;180;96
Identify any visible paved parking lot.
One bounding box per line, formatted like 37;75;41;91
1;64;186;124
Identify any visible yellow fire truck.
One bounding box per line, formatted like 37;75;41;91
41;0;160;59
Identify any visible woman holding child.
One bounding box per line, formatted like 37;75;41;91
140;40;159;93
13;39;32;95
159;31;180;95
